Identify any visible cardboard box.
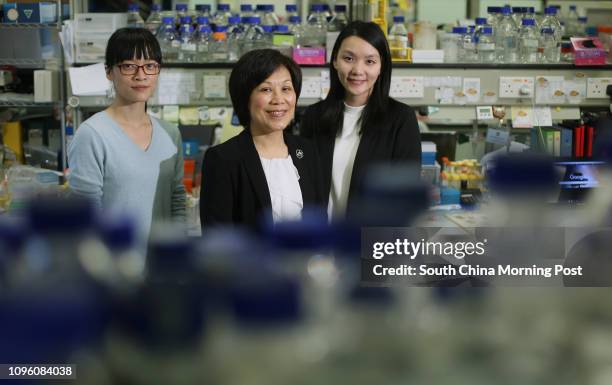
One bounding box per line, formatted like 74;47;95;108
17;2;57;23
34;70;59;102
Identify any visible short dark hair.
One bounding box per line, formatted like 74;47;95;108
322;21;392;135
105;28;162;73
229;49;302;129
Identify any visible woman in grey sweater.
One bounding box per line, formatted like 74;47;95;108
68;28;185;250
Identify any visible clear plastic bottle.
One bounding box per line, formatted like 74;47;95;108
289;16;303;46
226;16;243;62
157;16;180;62
255;4;265;19
195;4;212;20
261;25;275;48
539;27;559;63
388;16;409;60
566;5;580;37
196;24;212;63
496;6;518;63
127;4;145;28
240;4;254;23
478;26;496;63
272;25;293;56
541;6;563;42
262;4;279;26
322;4;332;22
461;25;478;62
145;4;162;35
178;17;197;62
452;26;467;62
328;4;349;32
214;4;231;28
285;4;298;20
305;4;327;47
577;16;588;37
174;3;188;28
241;16;265;54
486;6;501;30
519;18;539;63
511;7;525;27
211;26;229;62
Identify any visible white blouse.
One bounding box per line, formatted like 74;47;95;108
259;155;303;223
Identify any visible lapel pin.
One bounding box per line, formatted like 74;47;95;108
296;149;304;159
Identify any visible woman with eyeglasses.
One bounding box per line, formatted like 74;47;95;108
68;28;186;250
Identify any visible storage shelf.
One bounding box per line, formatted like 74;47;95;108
0;100;58;107
0;58;48;67
0;23;59;29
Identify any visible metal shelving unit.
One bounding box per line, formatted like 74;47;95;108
0;101;58;108
0;23;59;29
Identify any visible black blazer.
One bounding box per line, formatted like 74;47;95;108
300;98;421;218
200;129;325;229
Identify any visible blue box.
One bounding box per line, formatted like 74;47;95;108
17;2;57;24
2;4;18;23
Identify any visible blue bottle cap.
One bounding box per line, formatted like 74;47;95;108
162;16;174;23
311;4;325;12
175;3;188;11
276;24;289;33
501;6;512;15
393;15;405;23
128;4;139;11
487;6;500;13
228;15;240;24
262;25;275;33
151;4;161;11
482;26;493;34
452;26;467;34
99;216;135;251
289;15;301;24
214;25;228;33
335;4;347;12
545;6;557;15
541;27;554;34
256;4;265;11
475;17;487;25
199;24;212;33
578;16;588;22
196;16;209;24
218;4;230;11
570;5;577;11
251;16;261;24
522;18;535;26
28;197;96;234
528;7;535;13
286;4;297;12
512;7;522;13
180;16;192;24
241;4;253;11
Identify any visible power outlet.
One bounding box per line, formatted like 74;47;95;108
586;77;612;98
499;77;534;98
390;76;424;98
300;76;321;99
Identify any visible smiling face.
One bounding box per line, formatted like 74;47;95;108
248;66;297;135
333;36;382;106
106;57;160;104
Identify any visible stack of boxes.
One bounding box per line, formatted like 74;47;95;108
74;13;127;63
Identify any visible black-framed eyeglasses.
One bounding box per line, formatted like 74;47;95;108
116;63;161;75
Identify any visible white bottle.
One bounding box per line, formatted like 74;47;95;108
388;16;409;60
196;24;212;63
496;6;518;63
477;27;495;63
157;16;179;62
519;18;539;64
178;17;197;63
127;3;145;28
145;4;162;35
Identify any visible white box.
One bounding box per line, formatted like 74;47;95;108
75;33;111;63
34;70;59;103
74;13;127;33
411;49;444;63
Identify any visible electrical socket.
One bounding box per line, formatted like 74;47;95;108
499;77;534;98
389;76;424;98
586;78;612;98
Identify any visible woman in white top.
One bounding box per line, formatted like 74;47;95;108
301;21;421;223
200;49;325;229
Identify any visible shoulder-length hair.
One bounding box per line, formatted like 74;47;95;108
105;27;162;73
321;21;392;135
229;49;302;130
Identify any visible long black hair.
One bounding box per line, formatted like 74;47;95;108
105;27;162;73
320;21;392;136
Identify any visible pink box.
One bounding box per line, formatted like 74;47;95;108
292;47;326;65
571;37;607;66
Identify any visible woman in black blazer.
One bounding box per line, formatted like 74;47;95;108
300;21;421;222
201;49;324;229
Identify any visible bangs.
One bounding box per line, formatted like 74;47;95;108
105;28;162;68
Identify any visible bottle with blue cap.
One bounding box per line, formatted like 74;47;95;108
328;4;349;32
195;3;212;20
174;3;188;29
178;16;197;62
127;3;145;28
157;16;180;62
577;16;588;37
213;3;232;28
261;24;275;48
227;15;243;62
285;4;299;20
272;24;294;56
519;18;539;63
477;26;496;63
241;16;266;54
496;6;518;63
450;26;467;62
486;6;501;31
195;23;212;63
511;6;526;27
305;4;327;47
240;4;254;22
262;4;279;26
566;4;580;36
388;16;409;60
145;3;162;35
288;15;303;48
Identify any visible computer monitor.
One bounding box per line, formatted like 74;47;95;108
555;160;605;203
